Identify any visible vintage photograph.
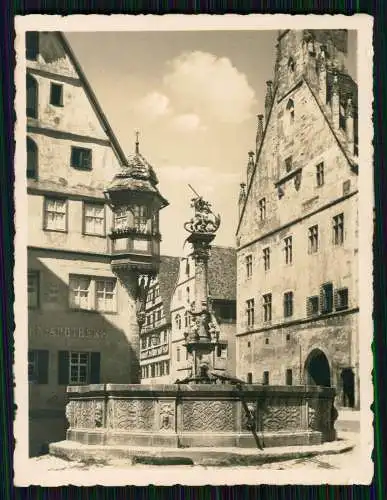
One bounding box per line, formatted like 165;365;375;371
14;15;374;486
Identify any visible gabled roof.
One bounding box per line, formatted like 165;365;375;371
58;32;127;167
208;246;237;301
236;74;358;235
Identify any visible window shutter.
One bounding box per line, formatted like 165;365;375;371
58;351;69;385
90;352;101;384
326;284;333;313
37;350;49;384
306;297;311;317
334;289;339;310
319;285;325;313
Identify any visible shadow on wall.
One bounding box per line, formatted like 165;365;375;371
27;252;138;456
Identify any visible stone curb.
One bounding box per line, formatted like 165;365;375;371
49;438;355;467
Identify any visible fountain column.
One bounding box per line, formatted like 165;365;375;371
183;189;221;379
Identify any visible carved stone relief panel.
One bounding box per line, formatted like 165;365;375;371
159;401;175;432
260;398;302;432
70;399;105;429
108;398;155;431
182;400;234;432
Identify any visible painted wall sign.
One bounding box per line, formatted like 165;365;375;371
29;325;107;339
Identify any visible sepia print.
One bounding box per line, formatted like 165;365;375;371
14;14;374;486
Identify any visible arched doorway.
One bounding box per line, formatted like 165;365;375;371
304;349;331;387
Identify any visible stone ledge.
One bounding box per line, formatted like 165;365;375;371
49;437;354;467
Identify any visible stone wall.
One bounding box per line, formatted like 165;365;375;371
64;384;337;448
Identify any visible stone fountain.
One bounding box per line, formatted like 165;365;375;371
49;191;339;465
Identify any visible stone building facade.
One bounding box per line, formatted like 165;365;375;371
139;256;180;384
236;30;359;409
26;32;167;454
170;246;237;382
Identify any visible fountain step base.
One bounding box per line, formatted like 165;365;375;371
49;437;354;467
66;429;333;449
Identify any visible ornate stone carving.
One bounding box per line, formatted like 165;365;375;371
109;399;155;431
308;405;317;430
65;401;75;428
241;401;257;432
184;195;220;234
70;399;101;429
261;400;302;432
182;400;234;432
159;402;175;431
95;401;104;428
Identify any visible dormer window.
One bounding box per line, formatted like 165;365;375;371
286;99;295;124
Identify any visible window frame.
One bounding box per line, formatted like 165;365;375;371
69;274;117;313
50;82;64;107
246;298;255;327
26;74;38;119
333;213;345;246
283;291;294;318
263;293;272;322
263;247;270;271
71;146;93;171
82;202;106;237
316;162;325;187
245;254;253;278
335;287;349;311
284;236;293;265
308;224;319;254
27;136;38;179
43;197;68;233
259;197;266;221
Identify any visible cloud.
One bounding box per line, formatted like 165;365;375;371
134;91;171;119
163;51;256;124
171;113;207;132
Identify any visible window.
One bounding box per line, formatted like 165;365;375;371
50;83;63;107
184;310;190;327
285;156;293;173
288;57;295;73
69;275;116;312
175;314;181;330
177;347;181;362
263;371;270;385
165;361;170;375
160;362;165;376
335;287;349;311
27;137;38;179
259;198;266;220
44;197;67;232
96;279;116;312
133;205;149;233
286;369;293;386
246;299;255;327
150;364;156;377
247;373;253;384
316;162;324;186
58;351;100;385
284;291;294;318
157;309;162;321
333;213;344;245
146;315;151;326
263;293;272;322
26;32;39;60
28;271;39;308
265;338;269;345
216;344;227;359
83;203;105;236
186;287;190;304
26;74;38;118
307;296;319;316
28;350;48;384
320;283;334;314
286;98;295;125
69;276;91;310
71;147;92;170
141;337;146;349
308;225;319;253
284;236;292;264
263;247;270;271
246;254;253;278
185;260;190;276
114;206;128;230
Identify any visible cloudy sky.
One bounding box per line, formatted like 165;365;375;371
65;30;356;256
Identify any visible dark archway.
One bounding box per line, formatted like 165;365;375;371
304;349;331;387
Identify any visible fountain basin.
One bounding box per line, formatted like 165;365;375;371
60;384;337;450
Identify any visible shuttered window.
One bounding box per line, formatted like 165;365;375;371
320;283;334;314
58;351;100;385
28;350;49;384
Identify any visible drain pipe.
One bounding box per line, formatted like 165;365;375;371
236;382;264;451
